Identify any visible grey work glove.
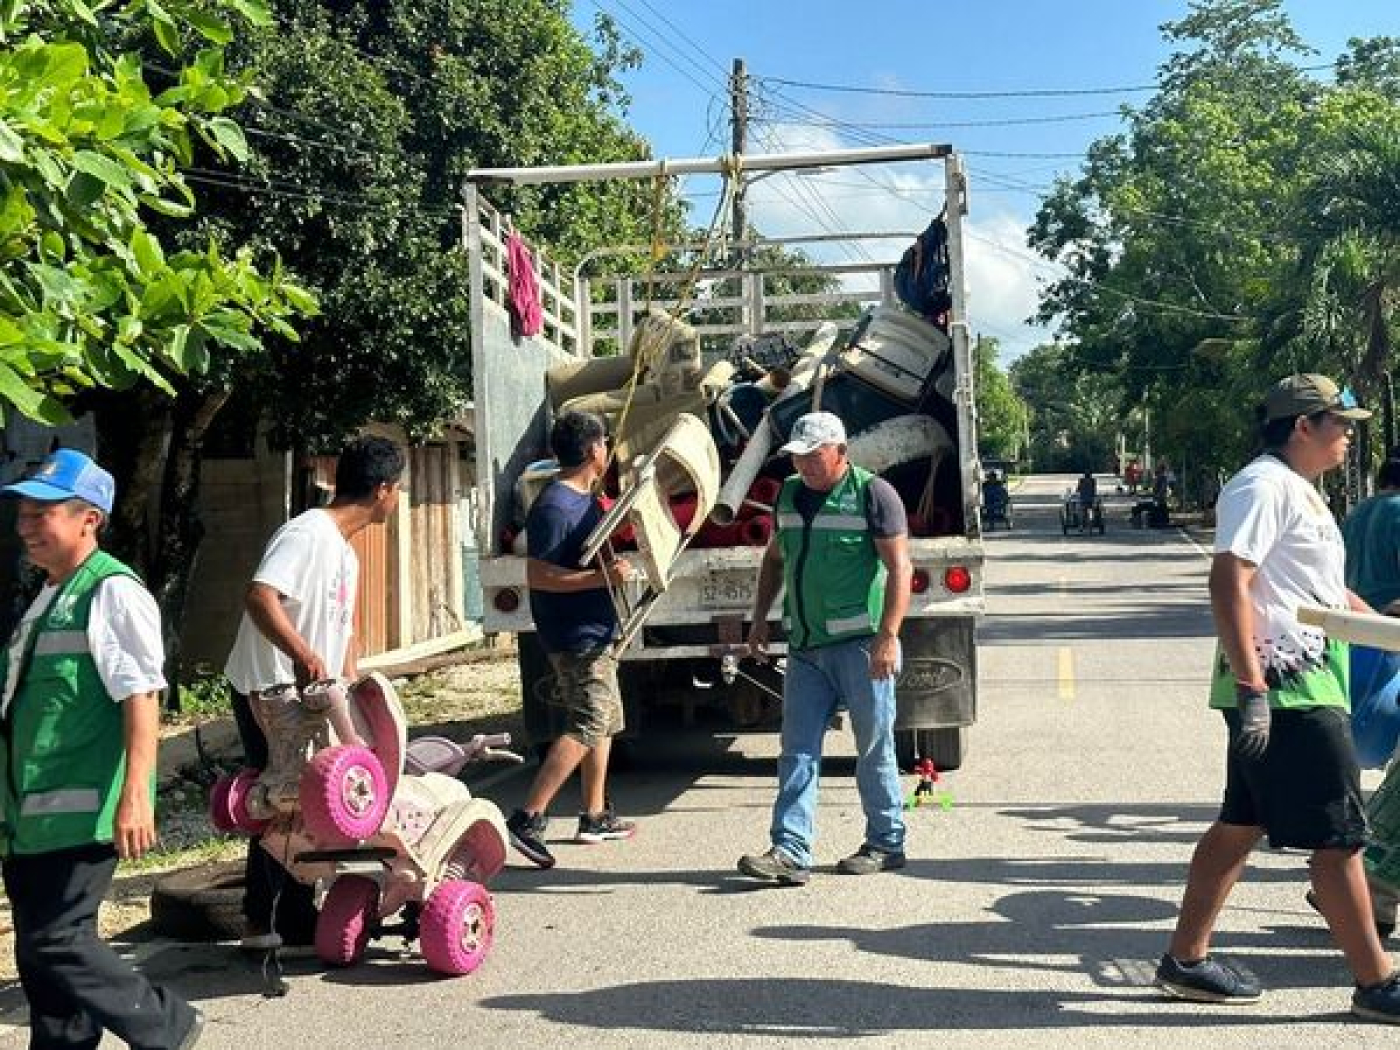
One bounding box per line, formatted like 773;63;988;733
1232;684;1271;760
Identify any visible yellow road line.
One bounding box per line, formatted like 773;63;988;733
1057;647;1075;701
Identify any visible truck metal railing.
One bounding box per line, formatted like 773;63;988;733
459;193;582;358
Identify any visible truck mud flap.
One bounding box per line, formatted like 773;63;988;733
893;617;976;728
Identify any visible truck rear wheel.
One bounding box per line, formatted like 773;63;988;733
894;727;967;773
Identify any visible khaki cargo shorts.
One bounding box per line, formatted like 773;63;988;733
547;648;624;748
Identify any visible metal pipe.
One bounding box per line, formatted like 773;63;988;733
464;144;954;188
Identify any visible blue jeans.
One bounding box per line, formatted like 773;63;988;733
769;636;905;868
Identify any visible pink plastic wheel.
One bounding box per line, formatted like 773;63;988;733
315;875;380;967
208;774;237;834
220;768;268;835
299;745;389;844
420;880;494;976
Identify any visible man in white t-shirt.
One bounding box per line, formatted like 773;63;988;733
224;435;404;950
1155;374;1400;1026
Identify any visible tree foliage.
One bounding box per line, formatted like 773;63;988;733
0;0;311;427
1026;0;1400;493
182;0;685;446
973;335;1028;462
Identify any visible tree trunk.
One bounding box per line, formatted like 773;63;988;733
92;387;173;578
149;389;231;711
1364;283;1395;453
93;386;230;711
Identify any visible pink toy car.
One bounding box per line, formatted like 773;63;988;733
209;673;518;975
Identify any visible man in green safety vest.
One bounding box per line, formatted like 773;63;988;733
0;448;203;1049
738;411;913;885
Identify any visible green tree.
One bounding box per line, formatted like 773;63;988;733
973;335;1028;462
1025;0;1400;487
96;0;692;684
1009;342;1121;473
0;0;310;426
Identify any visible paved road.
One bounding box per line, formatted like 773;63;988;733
3;473;1389;1047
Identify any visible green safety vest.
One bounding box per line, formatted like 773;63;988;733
776;465;886;651
0;550;148;856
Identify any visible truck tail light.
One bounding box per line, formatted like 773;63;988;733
943;566;972;594
492;588;521;613
910;569;931;594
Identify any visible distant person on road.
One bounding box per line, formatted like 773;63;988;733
982;470;1009;522
1075;471;1098;527
1124;459;1142;494
1153;458;1175;503
1155;374;1400;1025
224;435;405;951
506;411;636;870
738;411;912;885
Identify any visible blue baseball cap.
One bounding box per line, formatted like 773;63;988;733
3;449;115;514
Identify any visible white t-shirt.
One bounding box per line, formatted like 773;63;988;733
1214;454;1348;679
224;509;358;694
2;575;167;717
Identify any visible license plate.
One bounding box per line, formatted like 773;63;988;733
699;571;755;609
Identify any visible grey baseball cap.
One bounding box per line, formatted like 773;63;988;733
779;411;847;455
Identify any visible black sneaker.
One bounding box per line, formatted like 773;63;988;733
737;847;810;886
1353;971;1400;1024
506;809;555;869
177;1007;205;1050
575;809;636;844
836;844;907;875
1155;953;1262;1004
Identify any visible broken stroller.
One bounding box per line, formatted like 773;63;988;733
208;674;519;976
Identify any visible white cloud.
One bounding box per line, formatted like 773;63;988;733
741;122;1055;361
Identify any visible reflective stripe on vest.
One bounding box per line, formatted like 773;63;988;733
20;788;101;816
33;631;90;656
826;611;874;634
778;512;870;532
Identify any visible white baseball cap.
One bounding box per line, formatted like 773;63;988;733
779;411;847;455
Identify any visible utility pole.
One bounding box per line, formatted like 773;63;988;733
729;58;748;256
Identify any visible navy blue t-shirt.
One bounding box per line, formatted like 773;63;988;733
526;481;617;654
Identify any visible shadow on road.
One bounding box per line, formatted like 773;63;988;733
479;974;1332;1035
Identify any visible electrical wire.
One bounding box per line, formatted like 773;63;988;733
756;63;1337;100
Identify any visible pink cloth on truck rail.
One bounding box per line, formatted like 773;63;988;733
507;232;543;337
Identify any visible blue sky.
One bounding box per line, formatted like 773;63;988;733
567;1;1397;360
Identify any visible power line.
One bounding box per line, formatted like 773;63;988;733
756;63;1337;100
762;73;1161;100
588;0;729;99
627;0;731;80
184;167;454;215
760;110;1124;131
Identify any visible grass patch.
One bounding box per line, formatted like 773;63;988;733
165;667;233;725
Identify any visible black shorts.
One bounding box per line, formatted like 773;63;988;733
1219;706;1369;851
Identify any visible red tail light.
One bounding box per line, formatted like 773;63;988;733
910;569;931;594
492;588;521;613
943;566;972;594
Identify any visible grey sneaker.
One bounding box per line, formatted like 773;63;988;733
837;845;907;875
576;809;636;844
1155;953;1262;1004
737;847;810;886
1354;971;1400;1024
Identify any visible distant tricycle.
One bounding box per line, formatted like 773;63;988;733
1061;493;1105;535
980;479;1013;530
